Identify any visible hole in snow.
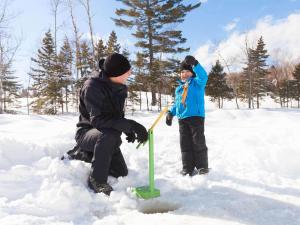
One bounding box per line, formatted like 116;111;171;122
138;200;180;214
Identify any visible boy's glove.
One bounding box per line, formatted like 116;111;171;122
125;131;136;143
130;121;148;143
166;111;173;126
184;55;198;66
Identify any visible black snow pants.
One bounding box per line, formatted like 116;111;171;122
178;116;208;172
75;128;128;183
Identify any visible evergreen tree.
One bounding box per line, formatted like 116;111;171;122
122;46;130;59
252;36;269;108
292;63;300;108
0;62;21;113
113;0;201;106
105;31;121;55
242;36;269;109
29;30;61;114
95;38;107;63
133;52;149;110
76;40;93;89
57;37;73;113
206;60;233;108
242;47;256;109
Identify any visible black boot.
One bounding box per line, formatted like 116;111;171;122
180;169;197;176
88;175;113;196
197;168;210;175
61;145;93;163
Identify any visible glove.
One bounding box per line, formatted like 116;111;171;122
184;55;198;66
166;111;173;126
131;121;148;143
125;131;136;143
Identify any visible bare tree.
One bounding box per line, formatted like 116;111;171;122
269;61;295;108
242;35;255;109
78;0;96;68
50;0;62;54
66;0;82;111
217;51;240;109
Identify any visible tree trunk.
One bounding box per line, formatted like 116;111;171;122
80;0;96;67
297;84;300;108
139;91;142;111
146;0;156;106
3;89;6;112
0;79;3;114
146;91;149;111
159;91;162;111
249;72;253;109
61;89;64;114
68;0;80;111
235;96;239;109
65;86;69;113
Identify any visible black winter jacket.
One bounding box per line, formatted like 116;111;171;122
76;72;133;133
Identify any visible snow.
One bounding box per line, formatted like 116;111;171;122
1;100;300;225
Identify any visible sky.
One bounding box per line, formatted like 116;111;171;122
6;0;300;85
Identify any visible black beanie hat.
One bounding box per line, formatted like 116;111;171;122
99;53;131;77
180;62;196;77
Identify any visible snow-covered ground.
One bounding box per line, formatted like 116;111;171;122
1;99;300;225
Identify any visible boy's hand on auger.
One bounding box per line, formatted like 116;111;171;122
166;111;173;126
184;55;198;66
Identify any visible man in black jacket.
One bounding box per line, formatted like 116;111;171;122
64;53;148;196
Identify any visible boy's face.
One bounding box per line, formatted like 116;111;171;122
180;70;193;81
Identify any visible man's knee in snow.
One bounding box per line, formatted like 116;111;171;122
97;129;122;145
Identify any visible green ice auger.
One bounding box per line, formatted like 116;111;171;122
133;107;169;199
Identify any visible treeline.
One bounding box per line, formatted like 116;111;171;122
206;36;300;109
27;0;201;114
1;0;300;114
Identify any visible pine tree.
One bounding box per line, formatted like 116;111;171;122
242;36;269;109
122;46;130;59
0;62;21;113
252;36;269;108
57;37;73;113
292;63;300;108
105;31;121;55
242;47;256;109
113;0;201;106
76;40;93;89
95;38;107;63
133;52;149;110
206;60;233;108
29;30;60;114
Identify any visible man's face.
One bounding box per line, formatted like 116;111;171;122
109;69;132;85
180;70;193;81
120;69;132;84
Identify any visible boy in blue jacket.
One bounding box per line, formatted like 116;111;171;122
166;55;209;176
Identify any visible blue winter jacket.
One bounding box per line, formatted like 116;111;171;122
169;63;208;119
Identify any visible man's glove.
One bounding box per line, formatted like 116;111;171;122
166;111;173;126
125;131;136;143
131;121;148;143
184;55;198;66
